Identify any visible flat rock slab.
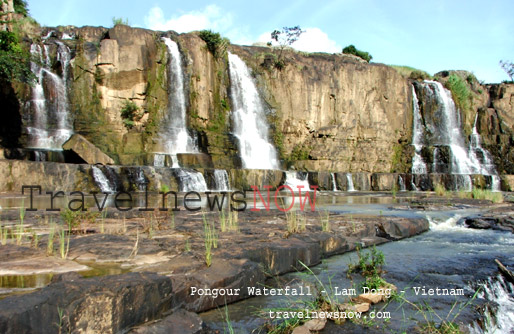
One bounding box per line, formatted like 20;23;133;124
0;272;173;334
63;134;115;165
0;244;90;275
0;256;89;275
129;309;204;334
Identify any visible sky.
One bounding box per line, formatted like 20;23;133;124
27;0;514;83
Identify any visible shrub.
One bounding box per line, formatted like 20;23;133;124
112;17;129;27
120;100;139;129
198;30;229;59
0;30;35;83
13;0;29;16
445;74;471;111
342;44;372;62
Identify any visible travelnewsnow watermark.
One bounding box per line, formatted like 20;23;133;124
20;185;319;212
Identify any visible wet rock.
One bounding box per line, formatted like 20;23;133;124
0;272;173;334
129;309;204;334
464;216;514;233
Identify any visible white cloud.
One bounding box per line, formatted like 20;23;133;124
258;27;341;54
144;5;233;33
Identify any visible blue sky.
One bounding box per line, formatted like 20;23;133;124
28;0;513;83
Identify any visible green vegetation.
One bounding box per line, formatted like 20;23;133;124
112;17;130;26
347;245;386;290
342;44;372;62
0;30;35;83
58;224;70;259
120;100;139;129
434;183;447;197
390;65;432;80
268;26;304;70
319;210;330;232
60;208;100;230
219;209;239;232
198;30;229;59
285;209;306;234
285;144;310;167
202;212;218;267
458;188;504;203
13;0;29;16
444;74;471;112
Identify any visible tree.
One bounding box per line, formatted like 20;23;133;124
342;44;372;63
500;60;514;82
198;30;229;60
0;30;35;83
268;26;304;70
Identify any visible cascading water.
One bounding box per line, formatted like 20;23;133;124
155;37;197;166
331;173;338;191
92;166;115;193
470;114;501;191
398;175;406;191
174;169;208;192
411;81;500;190
346;173;355;192
469;275;514;334
284;171;310;191
153;154;165;167
25;42;73;150
213;169;230;191
228;52;279;170
411;86;428;174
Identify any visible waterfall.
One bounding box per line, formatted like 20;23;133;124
346;173;355;192
228;52;279;170
422;81;482;174
412;81;500;191
25;43;73;150
213;169;230;191
174;169;208;192
468;275;514;334
284;171;310;191
398;175;406;191
470;114;500;191
128;168;147;191
153;154;165;167
156;38;197;163
331;173;338;191
411;85;428;174
92;166;115;193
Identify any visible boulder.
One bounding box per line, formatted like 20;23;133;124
63;134;115;165
0;272;173;334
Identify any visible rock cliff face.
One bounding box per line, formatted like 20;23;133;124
3;25;514;174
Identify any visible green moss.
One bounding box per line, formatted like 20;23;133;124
142;40;168;145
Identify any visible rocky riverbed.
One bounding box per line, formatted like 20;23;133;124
0;191;511;333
